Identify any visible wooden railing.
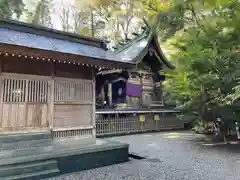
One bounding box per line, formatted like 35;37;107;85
96;110;186;136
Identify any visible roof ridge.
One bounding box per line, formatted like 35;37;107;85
115;29;151;53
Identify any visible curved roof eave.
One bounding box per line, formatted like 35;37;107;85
111;31;174;70
152;35;175;69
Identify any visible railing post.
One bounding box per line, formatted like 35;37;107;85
139;114;145;132
236;122;240;140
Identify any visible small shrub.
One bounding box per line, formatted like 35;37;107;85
192;120;208;134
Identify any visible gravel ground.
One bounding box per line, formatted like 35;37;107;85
45;131;240;180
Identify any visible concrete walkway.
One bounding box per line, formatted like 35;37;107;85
45;131;240;180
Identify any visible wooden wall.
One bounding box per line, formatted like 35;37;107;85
0;55;95;137
53;78;93;130
55;63;92;80
141;72;154;107
2;56;92;79
126;71;155;107
126;72;141;107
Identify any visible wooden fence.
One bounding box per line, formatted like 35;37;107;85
96;110;186;136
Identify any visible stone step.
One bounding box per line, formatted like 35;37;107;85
0;139;98;165
0;132;52;144
0;139;129;179
0;138;53;151
0;137;95;160
148;103;164;108
0;144;95;166
149;102;164;106
0;139;128;167
0;146;53;160
151;100;163;104
0;160;58;178
3;169;60;180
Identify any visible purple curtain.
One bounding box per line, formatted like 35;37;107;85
126;82;141;97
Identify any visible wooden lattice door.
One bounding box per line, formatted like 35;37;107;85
0;74;51;133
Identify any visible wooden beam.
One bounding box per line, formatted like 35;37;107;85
0;44;135;69
52;126;93;132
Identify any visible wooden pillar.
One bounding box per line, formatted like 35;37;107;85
108;82;112;107
160;81;164;104
0;58;3;125
126;74;129;105
140;73;143;107
101;86;105;106
49;62;55;130
92;68;96;137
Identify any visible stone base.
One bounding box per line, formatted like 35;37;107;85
0;133;129;180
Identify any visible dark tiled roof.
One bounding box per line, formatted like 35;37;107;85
0;27;109;59
111;29;174;69
0;19;173;69
0;19;133;65
0;19;106;48
110;30;151;63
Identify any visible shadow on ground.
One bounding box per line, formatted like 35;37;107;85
191;134;240;154
199;142;240;153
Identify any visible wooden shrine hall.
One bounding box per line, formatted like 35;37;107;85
0;19;134;136
0;18;182;180
96;24;174;110
0;19;131;179
93;21;183;138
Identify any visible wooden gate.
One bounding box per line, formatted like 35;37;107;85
53;78;94;138
0;74;51;134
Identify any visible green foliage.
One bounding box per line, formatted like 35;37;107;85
163;0;240;127
0;0;25;19
74;0;113;9
78;27;94;37
192;120;208;134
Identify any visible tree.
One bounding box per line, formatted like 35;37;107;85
0;0;25;20
74;0;113;9
31;0;52;27
59;5;72;31
92;0;145;46
162;0;240;134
